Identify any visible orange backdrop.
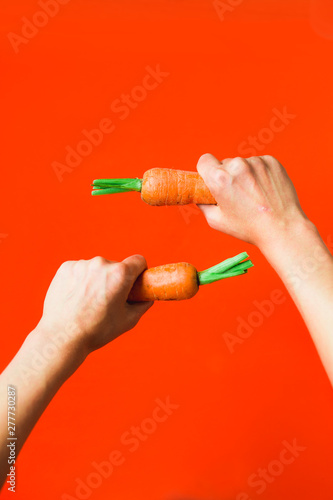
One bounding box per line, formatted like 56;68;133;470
1;1;333;499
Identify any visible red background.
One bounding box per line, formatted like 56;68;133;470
1;1;333;499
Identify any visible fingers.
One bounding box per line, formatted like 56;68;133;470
248;155;284;175
198;154;280;182
247;155;287;190
107;254;148;299
246;156;269;182
196;153;222;184
121;254;148;282
197;153;222;171
197;154;232;201
197;204;226;232
126;300;154;326
198;155;276;192
113;255;153;326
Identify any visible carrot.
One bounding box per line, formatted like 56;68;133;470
128;252;253;301
91;168;216;205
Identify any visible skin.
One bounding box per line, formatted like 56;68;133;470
197;154;333;384
0;255;153;489
1;154;332;491
141;168;216;205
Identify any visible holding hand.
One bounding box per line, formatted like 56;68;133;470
38;255;153;356
0;255;153;488
197;154;309;251
197;153;333;385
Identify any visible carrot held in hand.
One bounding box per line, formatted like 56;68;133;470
91;168;216;205
128;252;253;301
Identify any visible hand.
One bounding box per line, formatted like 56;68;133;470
197;154;333;385
0;255;153;486
37;255;153;356
197;154;310;250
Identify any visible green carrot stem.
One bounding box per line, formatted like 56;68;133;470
198;252;254;285
92;178;142;196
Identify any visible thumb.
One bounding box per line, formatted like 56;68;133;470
197;204;229;234
125;300;154;325
196;153;228;202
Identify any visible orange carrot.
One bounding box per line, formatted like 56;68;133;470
141;168;216;205
128;263;198;301
92;168;216;205
128;253;254;302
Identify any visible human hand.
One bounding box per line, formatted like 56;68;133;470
38;255;153;356
197;154;310;250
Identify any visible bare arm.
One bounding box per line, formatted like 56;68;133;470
197;154;333;383
0;255;152;490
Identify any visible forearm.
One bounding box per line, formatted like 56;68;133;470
260;217;333;383
0;325;86;489
0;255;151;491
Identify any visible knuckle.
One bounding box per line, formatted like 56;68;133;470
74;259;86;266
111;262;128;282
137;254;146;265
260;154;273;162
249;156;267;171
210;167;228;186
59;261;72;272
267;156;283;171
90;256;106;268
197;154;221;180
229;157;250;174
198;153;214;165
130;254;146;268
249;156;263;164
73;259;87;275
260;155;279;167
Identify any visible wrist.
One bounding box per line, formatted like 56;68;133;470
258;214;331;280
30;321;87;378
259;214;317;257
